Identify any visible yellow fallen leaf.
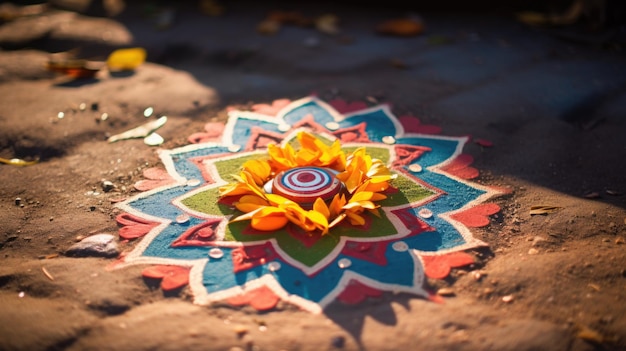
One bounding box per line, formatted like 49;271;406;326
0;157;39;166
106;47;146;71
529;205;562;215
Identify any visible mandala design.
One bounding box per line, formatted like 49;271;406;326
111;96;505;313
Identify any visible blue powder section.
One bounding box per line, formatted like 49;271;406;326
130;187;186;220
201;248;416;302
229;117;283;147
350;109;398;142
283;100;335;126
397;136;459;167
123;100;495;306
170;146;230;180
142;217;216;260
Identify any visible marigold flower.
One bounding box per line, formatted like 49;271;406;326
220;131;394;235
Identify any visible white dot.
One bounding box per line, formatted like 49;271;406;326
382;136;396;144
392;241;409;252
143;107;154;118
338;258;352;268
409;164;422;172
57;112;65;119
278;124;291;132
418;208;433;219
208;248;224;259
228;144;241;152
176;214;190;224
186;179;201;187
268;261;281;271
325;122;340;130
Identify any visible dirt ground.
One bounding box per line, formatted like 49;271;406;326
0;1;625;350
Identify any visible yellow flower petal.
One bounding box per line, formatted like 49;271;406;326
313;197;330;219
242;159;271;185
235;195;269;213
306;210;329;234
251;215;289;231
345;211;366;226
231;206;288;231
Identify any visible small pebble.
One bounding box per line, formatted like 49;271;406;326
471;271;482;281
14;197;21;206
437;288;455;296
101;180;115;192
331;335;346;348
528;248;539;255
502;295;514;303
233;325;248;338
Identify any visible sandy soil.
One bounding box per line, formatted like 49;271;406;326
0;1;625;350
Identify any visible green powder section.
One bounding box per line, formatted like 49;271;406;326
181;187;235;217
180;142;425;267
382;172;434;207
227;211;398;267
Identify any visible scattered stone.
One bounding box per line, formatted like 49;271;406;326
471;270;483;281
502;294;514;303
14;197;21;206
331;335;346;348
437;288;455;296
101;180;115;192
65;233;119;258
528;248;539;255
616;237;624;245
233;325;248;338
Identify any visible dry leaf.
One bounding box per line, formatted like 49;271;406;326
257;19;280;35
316;14;340;35
0;157;39;166
529;205;562;215
107;116;167;143
376;18;424;37
199;0;224;16
46;59;103;78
106;48;146;71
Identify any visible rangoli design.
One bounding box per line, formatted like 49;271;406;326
110;96;505;313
